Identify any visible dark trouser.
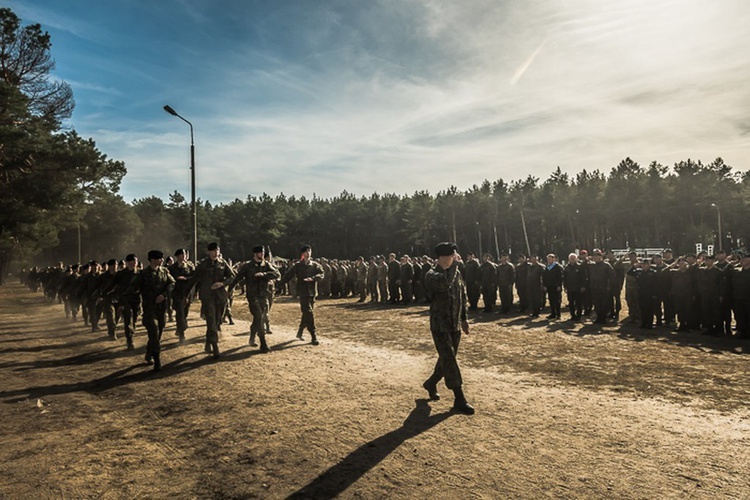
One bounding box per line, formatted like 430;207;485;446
639;294;655;327
388;281;400;303
592;288;609;323
102;300;117;337
401;283;412;305
248;297;269;338
467;283;480;309
674;294;693;330
582;288;592;315
734;298;749;338
299;295;316;334
172;295;189;338
202;293;227;345
517;286;528;312
661;293;675;325
610;289;621;317
427;329;462;390
482;285;496;311
358;281;367;301
547;287;561;317
720;301;732;334
567;290;582;319
626;287;640;321
120;301;139;340
499;285;513;313
528;287;542;315
700;295;721;332
142;302;167;358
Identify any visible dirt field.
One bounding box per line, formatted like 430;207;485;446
1;282;749;499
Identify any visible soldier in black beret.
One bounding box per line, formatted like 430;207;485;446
422;242;474;415
168;248;195;342
278;244;325;345
230;245;281;352
186;242;236;358
135;250;175;371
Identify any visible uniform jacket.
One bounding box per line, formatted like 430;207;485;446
424;262;467;334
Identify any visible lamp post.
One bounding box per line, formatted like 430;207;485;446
164;105;197;262
711;203;722;251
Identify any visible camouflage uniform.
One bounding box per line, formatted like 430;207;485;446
168;258;195;341
231;258;281;350
423;260;468;391
279;258;325;342
187;255;236;353
136;264;175;369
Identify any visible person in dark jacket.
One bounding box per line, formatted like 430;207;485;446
542;254;563;320
479;254;497;313
231;245;281;352
136;250;175;372
278;245;325;345
627;258;658;329
496;254;515;314
563;253;587;321
422;242;474;415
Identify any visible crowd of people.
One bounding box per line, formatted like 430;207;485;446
17;243;750;372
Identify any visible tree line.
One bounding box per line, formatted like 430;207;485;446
44;156;749;268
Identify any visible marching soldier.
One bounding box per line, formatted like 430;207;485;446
278;245;325;345
186;242;236;358
231;245;281;352
422;242;474;415
168;248;195;342
135;250;175;372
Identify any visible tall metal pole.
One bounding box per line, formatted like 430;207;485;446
520;207;531;256
77;220;82;264
164;105;197;262
717;205;723;251
476;222;482;256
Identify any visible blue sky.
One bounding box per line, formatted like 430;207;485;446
8;0;750;204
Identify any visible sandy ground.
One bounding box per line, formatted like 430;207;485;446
1;282;749;499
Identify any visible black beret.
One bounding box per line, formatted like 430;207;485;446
89;260;98;266
125;254;137;262
434;242;458;257
174;248;186;256
252;245;264;253
107;259;117;266
147;250;164;260
207;242;219;251
300;244;311;253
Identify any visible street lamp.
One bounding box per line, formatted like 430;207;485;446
711;203;722;251
164;105;197;263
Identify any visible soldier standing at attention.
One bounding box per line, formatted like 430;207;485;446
542;253;563;320
627;258;658;329
400;255;414;305
136;250;175;372
479;254;497;313
168;248;195;343
463;253;480;311
526;255;545;318
515;254;530;314
378;255;388;303
588;249;616;324
387;253;401;304
422;242;474;415
563;253;586;321
496;253;515;314
279;245;325;345
231;245;281;352
186;242;236;358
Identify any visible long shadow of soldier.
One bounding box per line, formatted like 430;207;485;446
287;399;453;499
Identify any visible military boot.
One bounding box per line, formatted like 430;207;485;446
296;327;304;340
452;388;475;415
211;342;220;359
153;352;161;372
126;338;135;350
310;331;319;346
259;334;270;353
249;333;258;347
204;340;212;354
422;377;440;401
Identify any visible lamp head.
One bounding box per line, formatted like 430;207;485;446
163;105;178;116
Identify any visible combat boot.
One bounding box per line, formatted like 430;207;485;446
204;340;212;353
126;338;135;350
211;342;220;359
259;335;270;353
296;327;304;340
310;331;319;346
153;352;161;372
422;378;440;401
452;388;475;415
145;352;153;365
249;333;258;347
